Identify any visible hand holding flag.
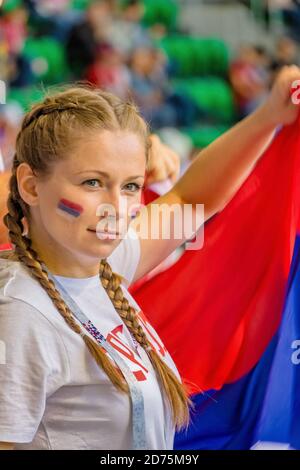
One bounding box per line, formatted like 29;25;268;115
262;65;300;126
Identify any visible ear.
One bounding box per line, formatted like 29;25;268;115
16;163;39;208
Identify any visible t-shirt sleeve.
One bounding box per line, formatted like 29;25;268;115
0;296;69;443
107;226;141;286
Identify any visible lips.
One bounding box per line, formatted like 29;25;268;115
88;229;120;236
97;231;119;236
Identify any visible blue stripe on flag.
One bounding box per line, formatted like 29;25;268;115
175;236;300;450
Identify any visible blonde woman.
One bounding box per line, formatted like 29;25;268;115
0;66;299;450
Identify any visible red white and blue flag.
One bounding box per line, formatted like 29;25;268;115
131;116;300;449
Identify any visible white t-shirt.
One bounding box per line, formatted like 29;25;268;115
0;228;180;450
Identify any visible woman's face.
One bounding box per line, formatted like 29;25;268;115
21;130;146;269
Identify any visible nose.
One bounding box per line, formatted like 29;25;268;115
96;189;128;233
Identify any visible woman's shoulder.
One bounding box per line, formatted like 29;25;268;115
0;263;71;395
0;255;35;293
0;255;63;327
0;256;71;370
0;255;24;290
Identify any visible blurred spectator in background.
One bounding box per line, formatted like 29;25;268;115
22;0;77;38
0;27;11;82
0;0;28;55
230;44;271;118
34;1;83;42
66;0;112;78
8;51;34;87
26;0;71;17
129;46;177;129
86;42;131;100
280;0;300;42
129;46;198;130
106;0;152;61
0;1;34;86
270;36;299;80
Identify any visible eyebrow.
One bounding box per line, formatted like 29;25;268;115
75;170;145;180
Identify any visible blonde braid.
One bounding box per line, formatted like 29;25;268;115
99;259;191;430
3;165;128;394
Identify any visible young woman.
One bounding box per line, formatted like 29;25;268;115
0;66;299;450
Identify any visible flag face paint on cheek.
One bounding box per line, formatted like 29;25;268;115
57;198;84;218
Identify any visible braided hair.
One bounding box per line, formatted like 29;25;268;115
2;86;191;429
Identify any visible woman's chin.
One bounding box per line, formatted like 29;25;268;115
80;237;122;259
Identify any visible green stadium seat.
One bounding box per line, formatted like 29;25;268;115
7;86;46;112
159;36;230;77
22;37;70;85
142;0;178;31
183;125;230;149
1;0;22;14
173;77;236;123
70;0;92;10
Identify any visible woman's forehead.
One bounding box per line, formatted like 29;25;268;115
57;130;147;178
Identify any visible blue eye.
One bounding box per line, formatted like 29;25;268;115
82;180;143;192
124;183;143;193
83;179;101;188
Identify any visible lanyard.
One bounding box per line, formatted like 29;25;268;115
44;265;147;450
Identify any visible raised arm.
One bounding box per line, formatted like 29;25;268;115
131;66;300;282
172;66;300;219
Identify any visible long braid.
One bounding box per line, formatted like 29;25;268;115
99;259;191;430
3;165;128;394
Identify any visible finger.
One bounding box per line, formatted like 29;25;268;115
165;158;176;182
147;135;181;183
166;149;181;182
146;159;168;184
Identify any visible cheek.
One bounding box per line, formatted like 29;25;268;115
37;188;86;233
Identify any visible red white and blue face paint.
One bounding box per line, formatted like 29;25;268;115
57;198;84;219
